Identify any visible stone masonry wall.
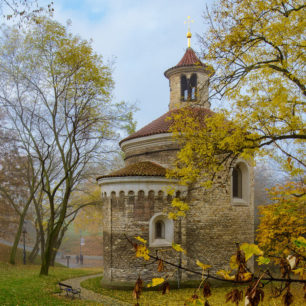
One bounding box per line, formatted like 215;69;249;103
168;70;210;111
184;165;255;278
102;190;183;282
102;163;254;283
125;148;179;169
124;139;179;169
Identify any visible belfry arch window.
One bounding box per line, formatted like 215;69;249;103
180;74;198;101
181;75;188;101
190;73;197;100
232;161;250;205
149;213;173;247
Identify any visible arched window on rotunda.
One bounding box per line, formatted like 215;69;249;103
232;166;242;198
155;220;165;239
231;161;250;206
149;213;173;247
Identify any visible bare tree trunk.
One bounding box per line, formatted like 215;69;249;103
50;242;60;267
40;230;58;275
9;215;24;265
28;230;40;264
9;199;32;264
50;227;67;266
40;250;51;275
40;206;66;275
32;194;45;264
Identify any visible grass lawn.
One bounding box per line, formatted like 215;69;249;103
0;262;101;305
81;276;305;306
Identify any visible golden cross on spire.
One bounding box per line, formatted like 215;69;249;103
184;16;194;48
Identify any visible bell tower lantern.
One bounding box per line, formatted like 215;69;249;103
164;29;211;110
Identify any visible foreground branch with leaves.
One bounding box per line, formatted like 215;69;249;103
128;233;305;305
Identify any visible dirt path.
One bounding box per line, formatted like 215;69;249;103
63;273;131;305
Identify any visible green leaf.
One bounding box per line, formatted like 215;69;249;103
240;243;263;261
256;256;270;265
293;237;306;249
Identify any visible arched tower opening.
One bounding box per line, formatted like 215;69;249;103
164;48;211;110
190;73;197;100
181;75;188;101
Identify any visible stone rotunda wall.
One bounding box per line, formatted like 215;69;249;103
102;187;187;282
184;164;255;277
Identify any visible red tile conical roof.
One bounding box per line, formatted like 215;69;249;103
120;110;175;145
176;47;203;67
97;161;166;179
120;107;214;145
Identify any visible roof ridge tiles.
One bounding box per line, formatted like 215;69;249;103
176;47;203;67
120;107;213;144
96;161;166;180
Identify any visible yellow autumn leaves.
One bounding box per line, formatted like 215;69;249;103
134;237;188;261
257;182;306;263
147;278;165;288
196;260;211;271
168;198;189;220
172;243;186;254
217;243;263;281
134;236;150;261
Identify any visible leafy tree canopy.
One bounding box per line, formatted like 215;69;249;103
257;181;306;263
169;0;305;186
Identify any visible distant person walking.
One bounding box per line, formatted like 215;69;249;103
76;255;79;264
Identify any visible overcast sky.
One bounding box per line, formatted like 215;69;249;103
51;0;214;131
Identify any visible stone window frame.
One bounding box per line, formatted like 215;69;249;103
149;213;173;247
231;160;250;206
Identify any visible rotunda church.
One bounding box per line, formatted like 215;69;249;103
97;37;254;284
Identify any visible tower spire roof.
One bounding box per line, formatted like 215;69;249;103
175;47;204;67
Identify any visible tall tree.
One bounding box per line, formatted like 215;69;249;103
169;0;305;186
0;18;134;275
